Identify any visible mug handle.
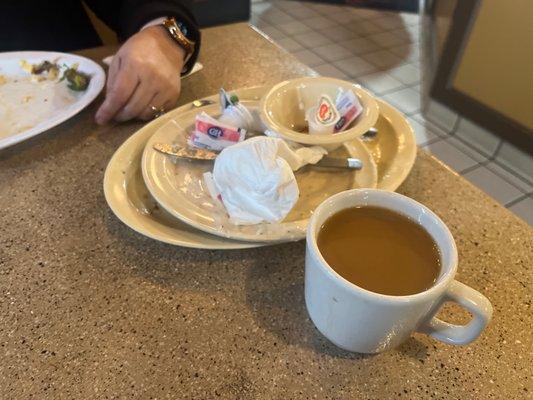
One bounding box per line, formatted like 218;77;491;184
418;280;493;345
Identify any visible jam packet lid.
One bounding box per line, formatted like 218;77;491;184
189;112;246;151
306;95;340;135
316;95;340;125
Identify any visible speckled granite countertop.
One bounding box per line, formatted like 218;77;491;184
0;24;531;399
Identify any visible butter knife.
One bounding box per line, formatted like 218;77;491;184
153;143;363;170
153;142;218;161
315;157;363;170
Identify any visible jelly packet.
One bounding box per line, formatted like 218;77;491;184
334;90;363;133
189;112;246;151
306;95;340;135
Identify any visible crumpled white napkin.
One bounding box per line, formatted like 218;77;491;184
206;136;327;225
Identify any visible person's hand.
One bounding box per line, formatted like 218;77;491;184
95;26;185;124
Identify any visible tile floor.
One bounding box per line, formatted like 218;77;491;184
250;0;533;225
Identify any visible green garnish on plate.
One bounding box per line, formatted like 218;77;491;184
61;66;90;91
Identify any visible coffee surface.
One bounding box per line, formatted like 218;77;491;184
317;206;441;296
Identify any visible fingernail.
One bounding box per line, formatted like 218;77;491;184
95;113;107;125
95;108;109;124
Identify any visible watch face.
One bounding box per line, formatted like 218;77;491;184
176;21;189;37
164;17;195;56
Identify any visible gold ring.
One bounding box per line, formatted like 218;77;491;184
150;105;166;119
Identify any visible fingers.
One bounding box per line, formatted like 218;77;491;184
106;56;121;92
141;78;180;120
137;92;171;120
95;63;138;125
138;92;163;121
114;82;157;122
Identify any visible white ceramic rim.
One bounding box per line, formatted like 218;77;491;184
0;51;106;150
259;77;379;145
306;189;458;304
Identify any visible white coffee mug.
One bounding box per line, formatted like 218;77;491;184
305;189;493;353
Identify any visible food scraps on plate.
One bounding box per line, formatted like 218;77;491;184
0;59;93;137
172;87;363;226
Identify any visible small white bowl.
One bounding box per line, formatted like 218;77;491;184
259;77;379;147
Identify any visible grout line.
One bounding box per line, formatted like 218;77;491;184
459;163;482;175
444;133;493;160
504;194;529;208
422;136;445;147
369;83;420;97
490;158;533;187
253;1;422;28
445;142;533;194
486;165;533;194
490;140;504;160
449;116;461;136
253;21;421;64
256;8;420;41
294;3;419;21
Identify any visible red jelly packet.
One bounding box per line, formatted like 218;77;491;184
316;95;339;124
189;112;246;151
334;91;363;133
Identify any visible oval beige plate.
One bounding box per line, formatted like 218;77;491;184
103;106;262;250
362;99;417;191
104;86;416;248
141;99;378;243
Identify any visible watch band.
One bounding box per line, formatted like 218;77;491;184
162;17;196;65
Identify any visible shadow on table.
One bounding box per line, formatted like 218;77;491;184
243;247;374;360
102;207;429;363
396;336;430;361
102;216;260;286
103;214;359;359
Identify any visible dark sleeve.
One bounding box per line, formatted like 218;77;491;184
84;0;201;74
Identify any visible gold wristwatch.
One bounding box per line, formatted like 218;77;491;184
162;17;196;65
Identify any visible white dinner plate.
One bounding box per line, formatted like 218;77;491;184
141;98;378;243
104;86;416;249
0;51;105;150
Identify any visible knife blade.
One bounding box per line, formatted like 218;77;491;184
153;142;218;160
153;142;362;170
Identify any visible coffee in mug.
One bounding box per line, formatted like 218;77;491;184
317;206;441;296
305;189;493;353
